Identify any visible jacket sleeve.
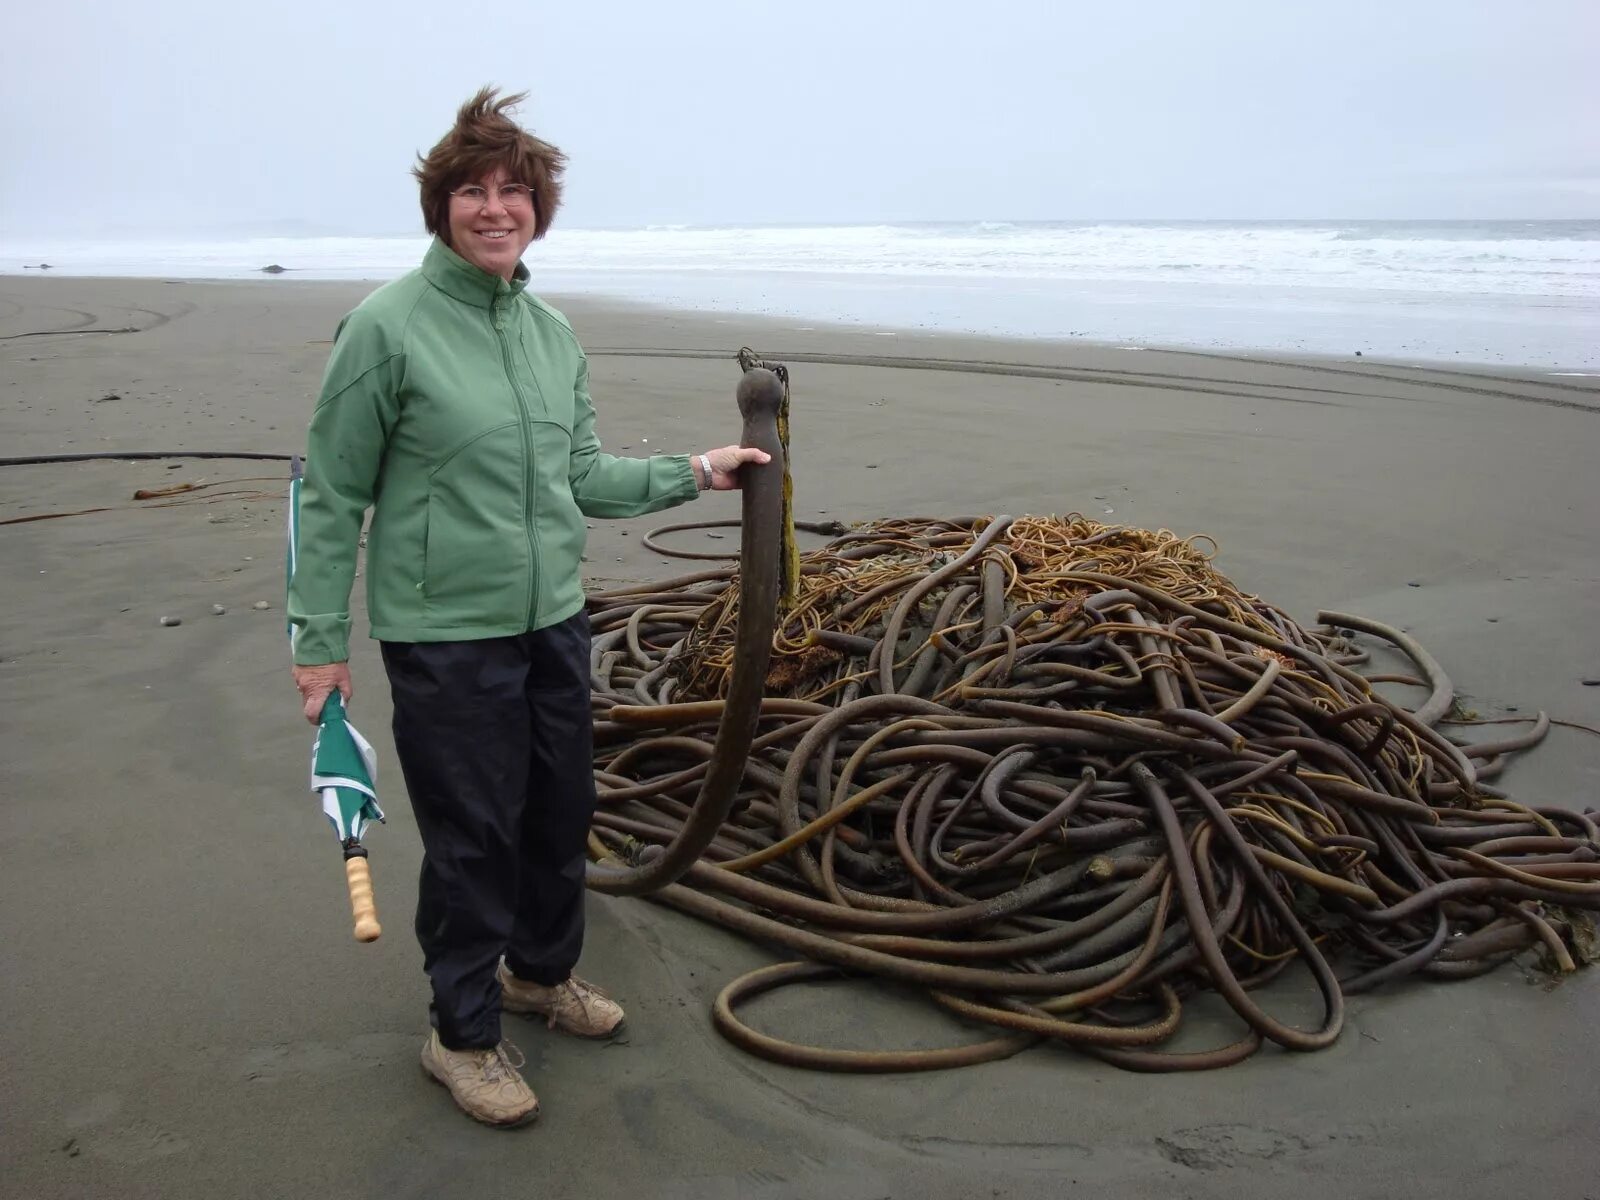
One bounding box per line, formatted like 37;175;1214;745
568;352;700;518
287;311;404;666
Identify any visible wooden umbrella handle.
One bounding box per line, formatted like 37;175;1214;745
345;855;381;942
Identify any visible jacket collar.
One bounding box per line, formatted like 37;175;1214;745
421;236;530;308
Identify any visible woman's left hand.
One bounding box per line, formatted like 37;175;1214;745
696;445;773;491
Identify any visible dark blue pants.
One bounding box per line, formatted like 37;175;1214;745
381;613;594;1050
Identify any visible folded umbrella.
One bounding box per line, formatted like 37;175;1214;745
288;455;383;942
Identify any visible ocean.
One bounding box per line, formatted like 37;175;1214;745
5;220;1596;369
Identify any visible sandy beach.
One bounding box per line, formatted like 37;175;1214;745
3;274;1598;1199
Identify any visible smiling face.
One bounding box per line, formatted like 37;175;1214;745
445;164;537;280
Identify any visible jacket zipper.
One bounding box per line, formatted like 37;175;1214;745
493;301;539;625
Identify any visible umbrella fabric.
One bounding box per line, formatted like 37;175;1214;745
311;691;384;842
287;455;384;845
286;458;302;646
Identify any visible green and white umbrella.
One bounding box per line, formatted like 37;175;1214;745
288;455;384;941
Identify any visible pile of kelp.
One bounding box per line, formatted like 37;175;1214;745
585;514;1599;1071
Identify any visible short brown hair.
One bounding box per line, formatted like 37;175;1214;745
413;86;566;242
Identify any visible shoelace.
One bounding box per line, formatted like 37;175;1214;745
546;977;611;1030
478;1039;526;1083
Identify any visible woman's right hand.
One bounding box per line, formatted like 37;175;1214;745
292;661;353;725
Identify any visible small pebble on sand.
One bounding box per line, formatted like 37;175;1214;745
253;600;271;610
159;615;181;627
212;604;226;615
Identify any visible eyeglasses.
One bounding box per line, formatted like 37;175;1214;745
450;184;534;208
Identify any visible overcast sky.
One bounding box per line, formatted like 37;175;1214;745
2;0;1596;236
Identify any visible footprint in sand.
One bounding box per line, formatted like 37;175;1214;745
61;1093;190;1164
240;1033;416;1083
1155;1124;1312;1170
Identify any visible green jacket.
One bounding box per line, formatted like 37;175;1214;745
288;238;698;665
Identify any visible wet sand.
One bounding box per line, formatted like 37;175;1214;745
2;275;1598;1199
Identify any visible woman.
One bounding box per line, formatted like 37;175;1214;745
287;87;768;1128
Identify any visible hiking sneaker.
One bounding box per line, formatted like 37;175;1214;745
498;963;626;1038
419;1031;539;1127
